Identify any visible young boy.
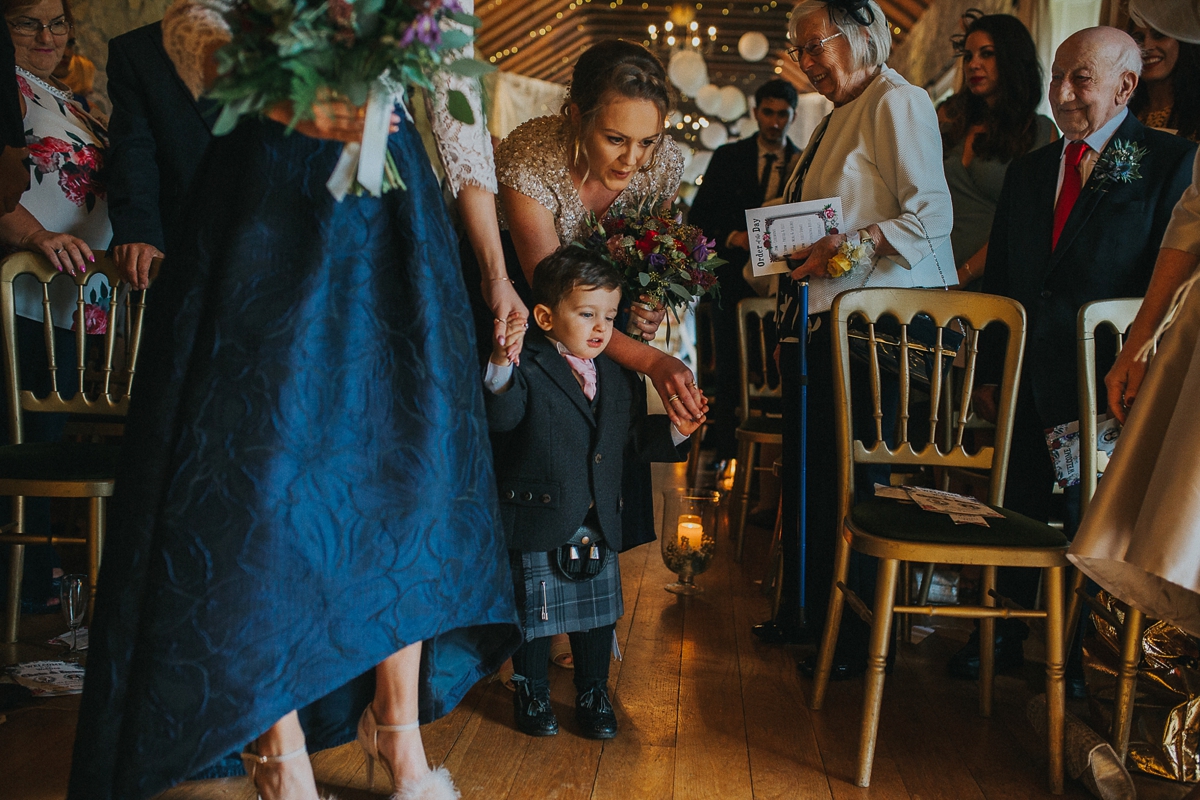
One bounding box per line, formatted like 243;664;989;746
483;246;706;739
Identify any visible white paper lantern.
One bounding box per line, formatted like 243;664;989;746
668;50;709;97
683;150;713;184
679;145;695;171
668;110;684;128
699;123;729;151
738;31;770;62
734;115;759;137
696;84;723;116
717;85;748;121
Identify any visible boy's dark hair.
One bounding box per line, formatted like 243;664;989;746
754;78;799;109
532;245;623;309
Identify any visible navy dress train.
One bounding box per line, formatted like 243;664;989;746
67;114;521;799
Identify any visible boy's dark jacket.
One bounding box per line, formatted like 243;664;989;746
485;328;686;552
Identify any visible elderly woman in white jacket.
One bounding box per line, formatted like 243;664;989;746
755;0;952;677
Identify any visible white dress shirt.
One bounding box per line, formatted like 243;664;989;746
1055;107;1129;202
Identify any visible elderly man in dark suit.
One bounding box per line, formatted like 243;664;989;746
688;79;800;463
956;26;1197;680
106;21;213;289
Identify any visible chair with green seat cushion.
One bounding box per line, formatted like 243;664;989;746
808;287;1068;794
0;252;150;643
730;296;782;562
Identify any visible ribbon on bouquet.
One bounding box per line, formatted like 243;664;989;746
326;80;404;201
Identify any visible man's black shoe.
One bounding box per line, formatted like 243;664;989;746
947;627;1027;680
1066;677;1088;700
575;685;618;739
512;675;558;736
751;618;811;645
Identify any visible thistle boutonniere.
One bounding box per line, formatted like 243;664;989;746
1090;139;1147;190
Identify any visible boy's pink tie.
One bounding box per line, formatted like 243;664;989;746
561;352;597;400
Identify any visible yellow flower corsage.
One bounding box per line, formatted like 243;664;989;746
827;230;875;278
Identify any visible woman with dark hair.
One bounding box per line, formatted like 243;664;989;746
939;13;1056;289
1128;21;1200;141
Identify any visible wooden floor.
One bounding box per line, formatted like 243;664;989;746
1;463;1190;800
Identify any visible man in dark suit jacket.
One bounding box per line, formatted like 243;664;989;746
106;21;213;289
484;247;702;739
964;26;1196;680
688;79;800;461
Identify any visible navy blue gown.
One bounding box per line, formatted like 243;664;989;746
67;114;521;800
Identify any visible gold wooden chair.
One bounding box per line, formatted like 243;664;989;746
729;296;782;562
1068;298;1145;762
810;288;1068;793
0;251;148;643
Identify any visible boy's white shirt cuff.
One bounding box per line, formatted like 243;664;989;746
670;425;689;446
483;361;514;394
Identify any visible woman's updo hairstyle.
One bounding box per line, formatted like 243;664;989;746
563;40;675;176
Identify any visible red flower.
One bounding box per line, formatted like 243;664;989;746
15;75;34;100
71;303;107;335
72;144;102;171
328;0;355;26
634;231;656;256
27;137;71;172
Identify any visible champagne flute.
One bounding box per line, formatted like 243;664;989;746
59;574;87;660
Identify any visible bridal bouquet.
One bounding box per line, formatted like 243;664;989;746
581;205;724;336
208;0;491;197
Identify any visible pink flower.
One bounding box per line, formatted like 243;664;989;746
71;303;107;335
15;75;34;100
823;207;835;219
58;163;105;207
27;137;72;173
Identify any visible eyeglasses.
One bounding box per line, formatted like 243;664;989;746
7;17;70;37
786;31;845;61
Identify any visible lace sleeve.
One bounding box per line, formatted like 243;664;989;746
162;0;235;101
427;0;497;195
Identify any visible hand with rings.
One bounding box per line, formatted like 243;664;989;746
667;388;708;437
20;228;94;277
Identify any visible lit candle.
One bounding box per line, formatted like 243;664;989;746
677;516;704;550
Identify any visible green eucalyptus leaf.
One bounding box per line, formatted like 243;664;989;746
447;58;494;78
439;29;472;51
447;89;475;124
669;283;693;301
447;11;483;28
638;272;651;287
212;103;245;136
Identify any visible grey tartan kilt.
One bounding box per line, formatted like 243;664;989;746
510;521;624;641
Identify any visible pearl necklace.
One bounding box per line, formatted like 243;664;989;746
16;67;74;104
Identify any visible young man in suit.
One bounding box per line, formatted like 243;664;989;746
484;247;706;739
105;21;214;290
688;79;800;465
961;26;1197;680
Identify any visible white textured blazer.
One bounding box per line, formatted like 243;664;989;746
784;66;955;313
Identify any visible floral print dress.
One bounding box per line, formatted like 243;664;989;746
14;67;111;331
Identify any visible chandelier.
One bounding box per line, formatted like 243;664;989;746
648;5;717;55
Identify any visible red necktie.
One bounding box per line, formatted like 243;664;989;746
1052;141;1089;249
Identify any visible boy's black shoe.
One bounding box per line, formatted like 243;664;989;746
575;685;618;739
947;623;1028;680
512;675;558;736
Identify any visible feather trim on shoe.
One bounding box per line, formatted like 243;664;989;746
390;766;461;800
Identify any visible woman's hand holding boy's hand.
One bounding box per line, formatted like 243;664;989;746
674;390;710;437
491;311;528;367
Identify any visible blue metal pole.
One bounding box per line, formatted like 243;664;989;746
797;279;808;626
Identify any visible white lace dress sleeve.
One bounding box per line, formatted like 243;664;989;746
426;0;497;195
162;0;235;100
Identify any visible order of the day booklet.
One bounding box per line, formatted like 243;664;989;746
745;196;843;277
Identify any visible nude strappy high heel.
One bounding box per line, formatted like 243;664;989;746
356;706;460;800
240;745;332;800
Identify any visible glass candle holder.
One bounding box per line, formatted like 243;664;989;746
660;488;720;595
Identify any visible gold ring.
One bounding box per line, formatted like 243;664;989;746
667;394;680;402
